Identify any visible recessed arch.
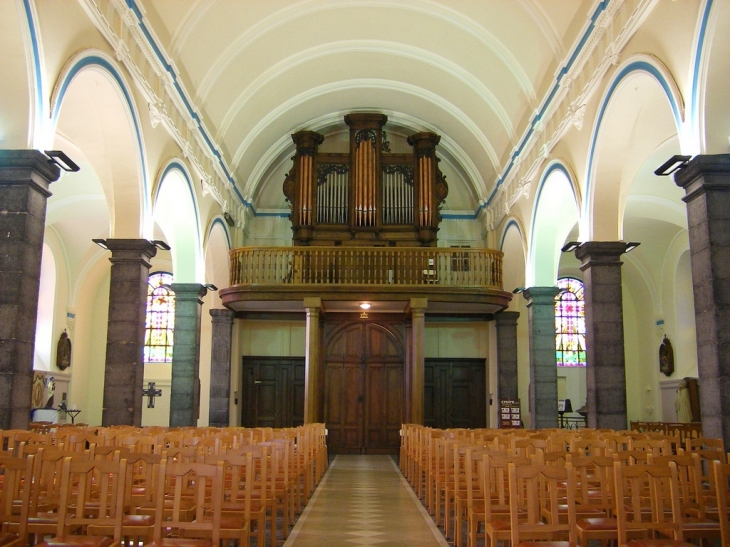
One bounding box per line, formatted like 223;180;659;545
528;161;580;287
153;160;203;283
50;50;150;237
583;56;684;241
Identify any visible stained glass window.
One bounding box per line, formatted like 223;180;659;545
555;277;586;367
144;272;175;363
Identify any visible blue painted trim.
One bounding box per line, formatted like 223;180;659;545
256;211;290;218
499;219;521;251
21;0;44;128
483;1;610;211
691;0;713;124
52;55;150;210
66;312;75;319
124;0;250;210
210;218;232;250
158;161;202;250
656;319;665;326
584;61;682;219
440;212;477;220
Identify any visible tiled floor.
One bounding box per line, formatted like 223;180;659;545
284;455;448;547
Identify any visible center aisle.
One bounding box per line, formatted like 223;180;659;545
284;455;448;547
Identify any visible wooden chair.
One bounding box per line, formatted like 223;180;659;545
508;462;578;546
0;455;34;547
613;461;695;546
35;457;129;547
482;454;533;547
711;460;730;547
146;460;225;547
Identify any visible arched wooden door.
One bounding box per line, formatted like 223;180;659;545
324;320;404;454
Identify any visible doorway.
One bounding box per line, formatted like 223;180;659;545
324;320;405;454
241;357;305;427
424;358;487;429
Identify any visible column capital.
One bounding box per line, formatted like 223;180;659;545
210;308;235;322
0;150;60;195
303;296;323;310
575;241;632;268
407;297;428;314
495;311;520;327
674;154;730;203
170;283;207;302
104;239;157;266
523;286;559;306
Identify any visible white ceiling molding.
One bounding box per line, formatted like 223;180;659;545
485;0;657;231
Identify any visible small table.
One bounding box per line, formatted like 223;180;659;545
65;409;81;425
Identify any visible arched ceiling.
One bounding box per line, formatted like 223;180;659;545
138;0;588;210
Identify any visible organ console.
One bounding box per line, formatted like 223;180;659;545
284;113;448;246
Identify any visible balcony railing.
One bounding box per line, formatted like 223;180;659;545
229;247;503;288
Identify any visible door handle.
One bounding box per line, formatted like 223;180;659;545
254;380;262;384
358;395;363;403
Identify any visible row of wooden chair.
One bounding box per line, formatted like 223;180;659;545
0;423;328;547
400;424;729;547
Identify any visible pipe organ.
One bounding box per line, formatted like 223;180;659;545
283;113;448;246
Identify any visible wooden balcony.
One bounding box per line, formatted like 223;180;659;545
221;246;512;315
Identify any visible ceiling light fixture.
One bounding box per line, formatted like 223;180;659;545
44;150;80;172
512;287;525;294
625;242;641;253
204;283;218;291
92;238;108;250
561;241;582;253
360;303;371;310
654;155;691;176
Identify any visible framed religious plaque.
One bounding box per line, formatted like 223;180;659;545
659;335;674;377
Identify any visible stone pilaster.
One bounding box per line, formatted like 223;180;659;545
674;155;730;449
0;150;59;429
304;297;322;423
523;287;559;429
575;241;630;430
169;284;207;427
208;308;235;427
409;298;428;425
102;239;157;426
495;311;520;401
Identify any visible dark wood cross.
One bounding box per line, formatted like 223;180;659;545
142;382;163;408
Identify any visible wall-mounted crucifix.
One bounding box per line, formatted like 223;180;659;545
142;382;162;408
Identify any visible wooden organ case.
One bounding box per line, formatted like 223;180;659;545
283;113;448;246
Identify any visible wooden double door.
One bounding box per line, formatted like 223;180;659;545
424;358;487;429
324;320;404;454
241;357;305;428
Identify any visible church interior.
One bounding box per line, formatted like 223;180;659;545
2;0;730;544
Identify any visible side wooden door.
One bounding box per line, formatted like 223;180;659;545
241;357;305;427
424;358;487;429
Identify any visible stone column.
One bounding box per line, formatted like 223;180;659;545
674;155;730;448
169;284;207;427
0;150;59;429
208;308;235;427
523;288;559;429
574;241;630;430
304;297;322;423
102;240;157;426
495;311;520;401
409;298;428;425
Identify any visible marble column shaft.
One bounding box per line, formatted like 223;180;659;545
208;308;235;427
409;298;427;425
102;240;157;426
575;241;629;430
524;287;559;429
0;150;59;429
169;284;207;428
674;154;730;449
304;297;322;424
495;311;520;401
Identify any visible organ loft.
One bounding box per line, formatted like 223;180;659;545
284;113;448;247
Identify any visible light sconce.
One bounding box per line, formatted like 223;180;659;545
44;150;80;172
561;241;582;253
512;287;525;294
151;240;171;251
654;155;691;176
625;242;641;253
360;303;371;310
92;238;108;250
204;283;218;291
